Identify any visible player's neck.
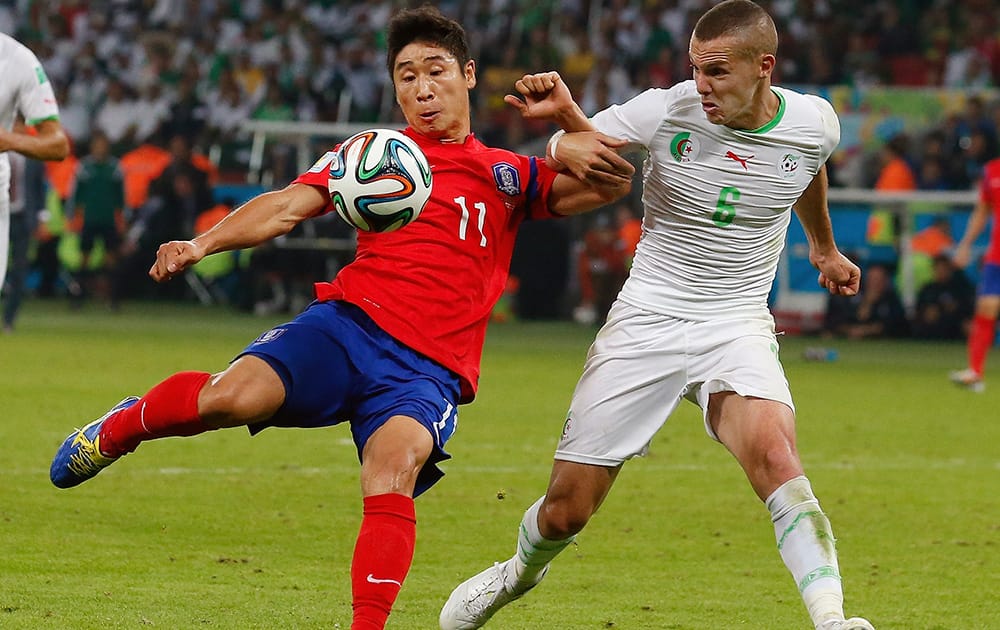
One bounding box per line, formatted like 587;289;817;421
734;84;779;131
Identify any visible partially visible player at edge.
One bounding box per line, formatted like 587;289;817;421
0;32;70;330
48;6;633;630
950;155;1000;392
440;1;873;629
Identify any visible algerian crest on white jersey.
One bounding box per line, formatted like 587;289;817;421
590;80;840;320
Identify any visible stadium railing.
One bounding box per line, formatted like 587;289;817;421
776;188;979;332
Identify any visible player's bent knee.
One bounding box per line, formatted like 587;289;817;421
198;375;284;427
539;499;592;539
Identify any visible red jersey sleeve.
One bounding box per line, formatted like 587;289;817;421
292;151;339;214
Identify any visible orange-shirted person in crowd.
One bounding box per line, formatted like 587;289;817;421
573;214;627;326
868;134;917;246
615;203;642;267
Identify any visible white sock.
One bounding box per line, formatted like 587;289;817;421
510;496;574;588
766;476;845;628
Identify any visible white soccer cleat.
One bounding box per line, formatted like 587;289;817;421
819;617;875;630
439;560;548;629
949;368;985;392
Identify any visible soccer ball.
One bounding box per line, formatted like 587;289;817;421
328;128;433;232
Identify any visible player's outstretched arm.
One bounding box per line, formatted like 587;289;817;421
548;161;633;216
0;119;69;161
549;131;635;186
953;199;989;269
149;182;327;282
793;165;860;296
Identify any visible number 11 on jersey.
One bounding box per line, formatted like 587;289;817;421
455;196;488;246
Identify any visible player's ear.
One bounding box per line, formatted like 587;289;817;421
759;53;775;78
465;59;477;89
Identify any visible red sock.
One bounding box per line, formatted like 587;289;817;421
99;371;213;457
350;493;417;630
968;314;996;376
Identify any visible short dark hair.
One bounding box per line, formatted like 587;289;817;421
386;5;470;76
693;0;777;59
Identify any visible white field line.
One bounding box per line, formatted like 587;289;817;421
10;458;999;477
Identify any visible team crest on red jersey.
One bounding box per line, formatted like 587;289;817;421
492;162;520;196
253;328;287;344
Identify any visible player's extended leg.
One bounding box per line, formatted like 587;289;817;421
708;392;873;630
440;460;618;629
50;355;285;488
952;294;1000;391
351;416;434;630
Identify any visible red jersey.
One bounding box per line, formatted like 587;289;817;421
980;158;1000;265
293;128;560;402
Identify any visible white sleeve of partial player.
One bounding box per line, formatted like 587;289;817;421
805;94;841;164
589;88;671;148
15;49;60;125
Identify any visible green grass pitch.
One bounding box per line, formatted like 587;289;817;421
1;300;997;629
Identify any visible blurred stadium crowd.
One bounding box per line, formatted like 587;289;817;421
4;0;999;172
1;0;1000;321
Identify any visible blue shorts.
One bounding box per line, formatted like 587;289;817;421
240;300;461;497
979;263;1000;297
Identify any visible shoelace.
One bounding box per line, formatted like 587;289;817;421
462;563;506;618
66;431;106;476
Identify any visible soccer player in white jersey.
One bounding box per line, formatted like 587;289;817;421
0;33;69;305
440;2;874;629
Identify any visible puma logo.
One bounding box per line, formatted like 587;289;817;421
725;150;753;171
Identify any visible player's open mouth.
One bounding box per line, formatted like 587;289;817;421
702;102;718;114
420;111;440;122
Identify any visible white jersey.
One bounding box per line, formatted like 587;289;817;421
590;80;840;320
0;33;60;194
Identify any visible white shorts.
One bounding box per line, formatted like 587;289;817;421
555;300;794;467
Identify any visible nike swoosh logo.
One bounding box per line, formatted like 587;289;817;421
366;574;402;586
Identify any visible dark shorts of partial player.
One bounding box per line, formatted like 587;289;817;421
978;263;1000;297
80;223;122;254
240;300;461;497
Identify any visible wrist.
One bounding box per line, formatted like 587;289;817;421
546;131;567;171
552;103;591;132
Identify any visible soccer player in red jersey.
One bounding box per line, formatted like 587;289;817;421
48;6;633;629
950;156;1000;392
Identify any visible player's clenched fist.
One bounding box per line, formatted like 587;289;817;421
504;71;578;122
149;240;206;282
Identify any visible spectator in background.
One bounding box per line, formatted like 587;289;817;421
93;77;138;154
52;81;90;152
116;134;214;303
912;254;975;340
867;133;916;248
572;213;626;326
133;83;172;146
823;263;908;339
943;28;995;88
875;133;918;191
908;214;955;289
958;129;995;190
615;203;642;269
68;131;125;309
166;71;209;144
950;155;1000;392
119;135;172;215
